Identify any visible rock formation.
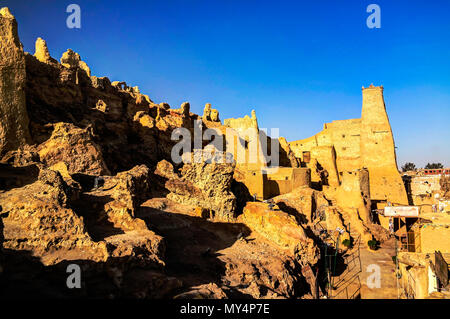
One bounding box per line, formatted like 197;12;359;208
37;122;110;175
202;103;220;123
0;167;108;265
155;157;237;221
239;202;320;266
0;7;31;156
203;103;211;121
34;37;56;64
60;48;91;77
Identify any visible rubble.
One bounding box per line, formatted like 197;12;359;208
156;158;237;221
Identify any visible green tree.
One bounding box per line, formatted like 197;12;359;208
424;163;444;169
401;162;416;172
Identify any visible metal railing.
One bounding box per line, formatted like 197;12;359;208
329;234;362;299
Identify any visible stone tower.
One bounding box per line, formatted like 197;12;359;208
360;84;408;205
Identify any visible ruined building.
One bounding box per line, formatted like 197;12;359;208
1;7;436;300
289;85;408;222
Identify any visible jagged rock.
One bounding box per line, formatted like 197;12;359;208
180;102;190;117
210;108;220;122
238;202;320;266
159;102;170;110
156;159;237;221
75;165;165;267
0;168;108;265
34;37;56;64
37;122;110;175
0;7;31;156
95;99;109;113
105;165;151;225
60;48;91;76
279;137;300;168
323;207;350;241
154;159;179;180
203;103;211;121
273;187;330;224
0;10;377;300
1;145;40;167
104;230;165;268
133;111;155;129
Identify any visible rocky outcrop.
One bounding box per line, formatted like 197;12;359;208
238;202;319;266
0;8;31;156
202;103;220;123
34;37;56;64
38;122;110;175
273;186;330;224
60;48;91;77
155;159;237;221
103;165;152;228
0;168;108;265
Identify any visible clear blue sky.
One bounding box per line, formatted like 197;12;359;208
3;0;449;167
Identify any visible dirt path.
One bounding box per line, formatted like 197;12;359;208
359;238;398;299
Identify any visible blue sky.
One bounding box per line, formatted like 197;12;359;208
3;0;449;167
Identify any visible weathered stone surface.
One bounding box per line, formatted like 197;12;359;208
203;103;211;121
0;168;108;265
34;37;56;64
157;159;237;221
0;9;419;300
210;108;220;122
0;8;31;156
279;136;300;168
238;202;319;266
60;48;91;76
104;165;152;227
1;144;39;167
273;186;330;224
38;122;110;175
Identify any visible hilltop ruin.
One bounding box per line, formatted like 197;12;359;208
1;7;439;299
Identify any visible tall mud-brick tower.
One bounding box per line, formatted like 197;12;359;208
360;84;408;208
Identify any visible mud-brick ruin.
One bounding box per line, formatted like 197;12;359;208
0;7;448;299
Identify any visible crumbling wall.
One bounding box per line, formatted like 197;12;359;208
335;169;371;222
310;145;340;187
289;118;361;173
243;167;311;200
